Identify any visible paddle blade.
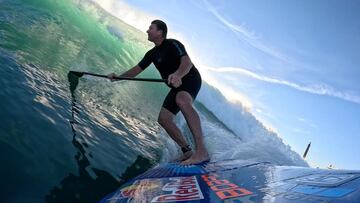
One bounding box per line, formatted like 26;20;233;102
69;71;85;77
67;71;80;93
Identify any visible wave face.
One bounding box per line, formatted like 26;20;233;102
0;0;307;202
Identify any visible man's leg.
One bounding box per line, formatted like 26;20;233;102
158;108;193;161
175;91;209;165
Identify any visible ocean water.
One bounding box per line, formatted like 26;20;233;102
0;0;307;202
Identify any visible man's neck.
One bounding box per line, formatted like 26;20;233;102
154;38;165;46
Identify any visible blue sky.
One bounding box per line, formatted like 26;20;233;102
94;0;360;169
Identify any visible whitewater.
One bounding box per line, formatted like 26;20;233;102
0;0;307;202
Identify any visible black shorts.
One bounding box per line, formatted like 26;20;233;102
162;72;202;115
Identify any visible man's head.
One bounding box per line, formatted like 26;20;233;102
147;20;167;42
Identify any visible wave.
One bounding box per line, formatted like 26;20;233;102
0;0;309;201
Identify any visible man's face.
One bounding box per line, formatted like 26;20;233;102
146;24;162;42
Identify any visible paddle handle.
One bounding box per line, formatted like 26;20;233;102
81;72;167;83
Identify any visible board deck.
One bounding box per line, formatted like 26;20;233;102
100;159;360;202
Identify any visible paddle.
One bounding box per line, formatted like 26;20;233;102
68;71;167;94
69;71;167;83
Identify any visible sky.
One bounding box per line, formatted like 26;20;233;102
92;0;360;170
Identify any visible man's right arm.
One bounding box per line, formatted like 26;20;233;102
108;65;143;81
120;65;143;78
109;50;151;81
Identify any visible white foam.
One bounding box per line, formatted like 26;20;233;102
161;82;308;167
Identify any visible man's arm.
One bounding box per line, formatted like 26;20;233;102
168;55;193;87
108;65;143;81
120;65;143;77
175;55;193;78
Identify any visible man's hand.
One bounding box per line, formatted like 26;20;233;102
107;73;119;82
168;73;182;88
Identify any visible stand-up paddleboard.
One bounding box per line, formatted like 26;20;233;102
100;159;360;202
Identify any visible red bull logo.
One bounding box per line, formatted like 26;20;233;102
151;176;204;202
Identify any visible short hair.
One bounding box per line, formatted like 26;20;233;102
151;20;167;38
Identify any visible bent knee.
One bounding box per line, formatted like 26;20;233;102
158;110;173;126
157;115;166;126
176;92;192;108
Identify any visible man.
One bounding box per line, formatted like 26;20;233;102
108;20;209;165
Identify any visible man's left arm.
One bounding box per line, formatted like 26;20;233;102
168;55;193;87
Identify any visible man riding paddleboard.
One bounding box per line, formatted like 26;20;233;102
108;20;209;165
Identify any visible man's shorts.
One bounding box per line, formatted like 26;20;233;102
162;72;202;115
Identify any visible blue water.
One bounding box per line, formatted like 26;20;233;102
0;0;307;202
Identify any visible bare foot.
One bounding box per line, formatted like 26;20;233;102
181;151;210;165
171;151;193;162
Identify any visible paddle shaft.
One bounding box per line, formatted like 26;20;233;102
71;71;167;83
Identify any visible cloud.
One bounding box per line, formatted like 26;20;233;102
291;127;311;135
205;66;360;105
203;0;292;63
297;118;317;128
